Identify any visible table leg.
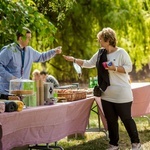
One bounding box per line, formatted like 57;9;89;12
141;115;150;125
0;124;2;150
86;102;108;139
28;142;64;150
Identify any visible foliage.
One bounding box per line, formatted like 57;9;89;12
32;0;78;81
0;0;150;82
50;0;150;81
0;0;56;49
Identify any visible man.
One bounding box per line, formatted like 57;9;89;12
40;71;59;88
0;27;62;99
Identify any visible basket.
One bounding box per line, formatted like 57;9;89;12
58;91;86;101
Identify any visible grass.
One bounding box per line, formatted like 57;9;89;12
56;104;150;150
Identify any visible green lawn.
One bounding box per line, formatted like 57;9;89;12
57;105;150;150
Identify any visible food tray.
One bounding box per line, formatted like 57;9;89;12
11;90;34;95
58;91;86;101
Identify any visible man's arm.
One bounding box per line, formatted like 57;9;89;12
30;46;62;63
0;46;17;81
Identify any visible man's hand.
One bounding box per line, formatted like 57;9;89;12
55;46;62;54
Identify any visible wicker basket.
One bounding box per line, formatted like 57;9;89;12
58;91;86;101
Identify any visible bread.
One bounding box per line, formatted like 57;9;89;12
11;90;33;95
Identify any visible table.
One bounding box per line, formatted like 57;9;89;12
131;82;150;117
95;82;150;131
1;82;149;149
0;97;95;150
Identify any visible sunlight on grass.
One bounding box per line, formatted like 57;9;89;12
57;115;150;150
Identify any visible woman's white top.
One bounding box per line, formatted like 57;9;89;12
82;48;133;103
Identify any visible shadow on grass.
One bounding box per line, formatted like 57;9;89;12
58;128;150;150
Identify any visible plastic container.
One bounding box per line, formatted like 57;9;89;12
44;82;54;100
44;82;59;105
9;79;35;96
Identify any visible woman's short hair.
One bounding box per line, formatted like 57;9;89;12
97;27;117;47
32;69;40;76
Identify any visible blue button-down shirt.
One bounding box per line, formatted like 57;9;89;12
0;43;56;94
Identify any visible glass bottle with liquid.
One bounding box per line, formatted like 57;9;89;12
89;77;94;88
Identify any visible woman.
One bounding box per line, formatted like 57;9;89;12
63;27;142;150
32;69;41;81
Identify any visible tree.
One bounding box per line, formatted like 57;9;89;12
1;0;150;82
0;0;56;50
40;0;150;81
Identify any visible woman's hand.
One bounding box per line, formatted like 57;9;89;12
63;55;84;66
105;62;116;71
63;55;74;62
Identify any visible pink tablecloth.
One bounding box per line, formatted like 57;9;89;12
0;97;94;150
95;82;150;130
131;82;150;117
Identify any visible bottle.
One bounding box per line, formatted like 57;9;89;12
102;61;112;69
89;77;94;88
53;91;58;104
107;61;112;66
93;76;98;86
